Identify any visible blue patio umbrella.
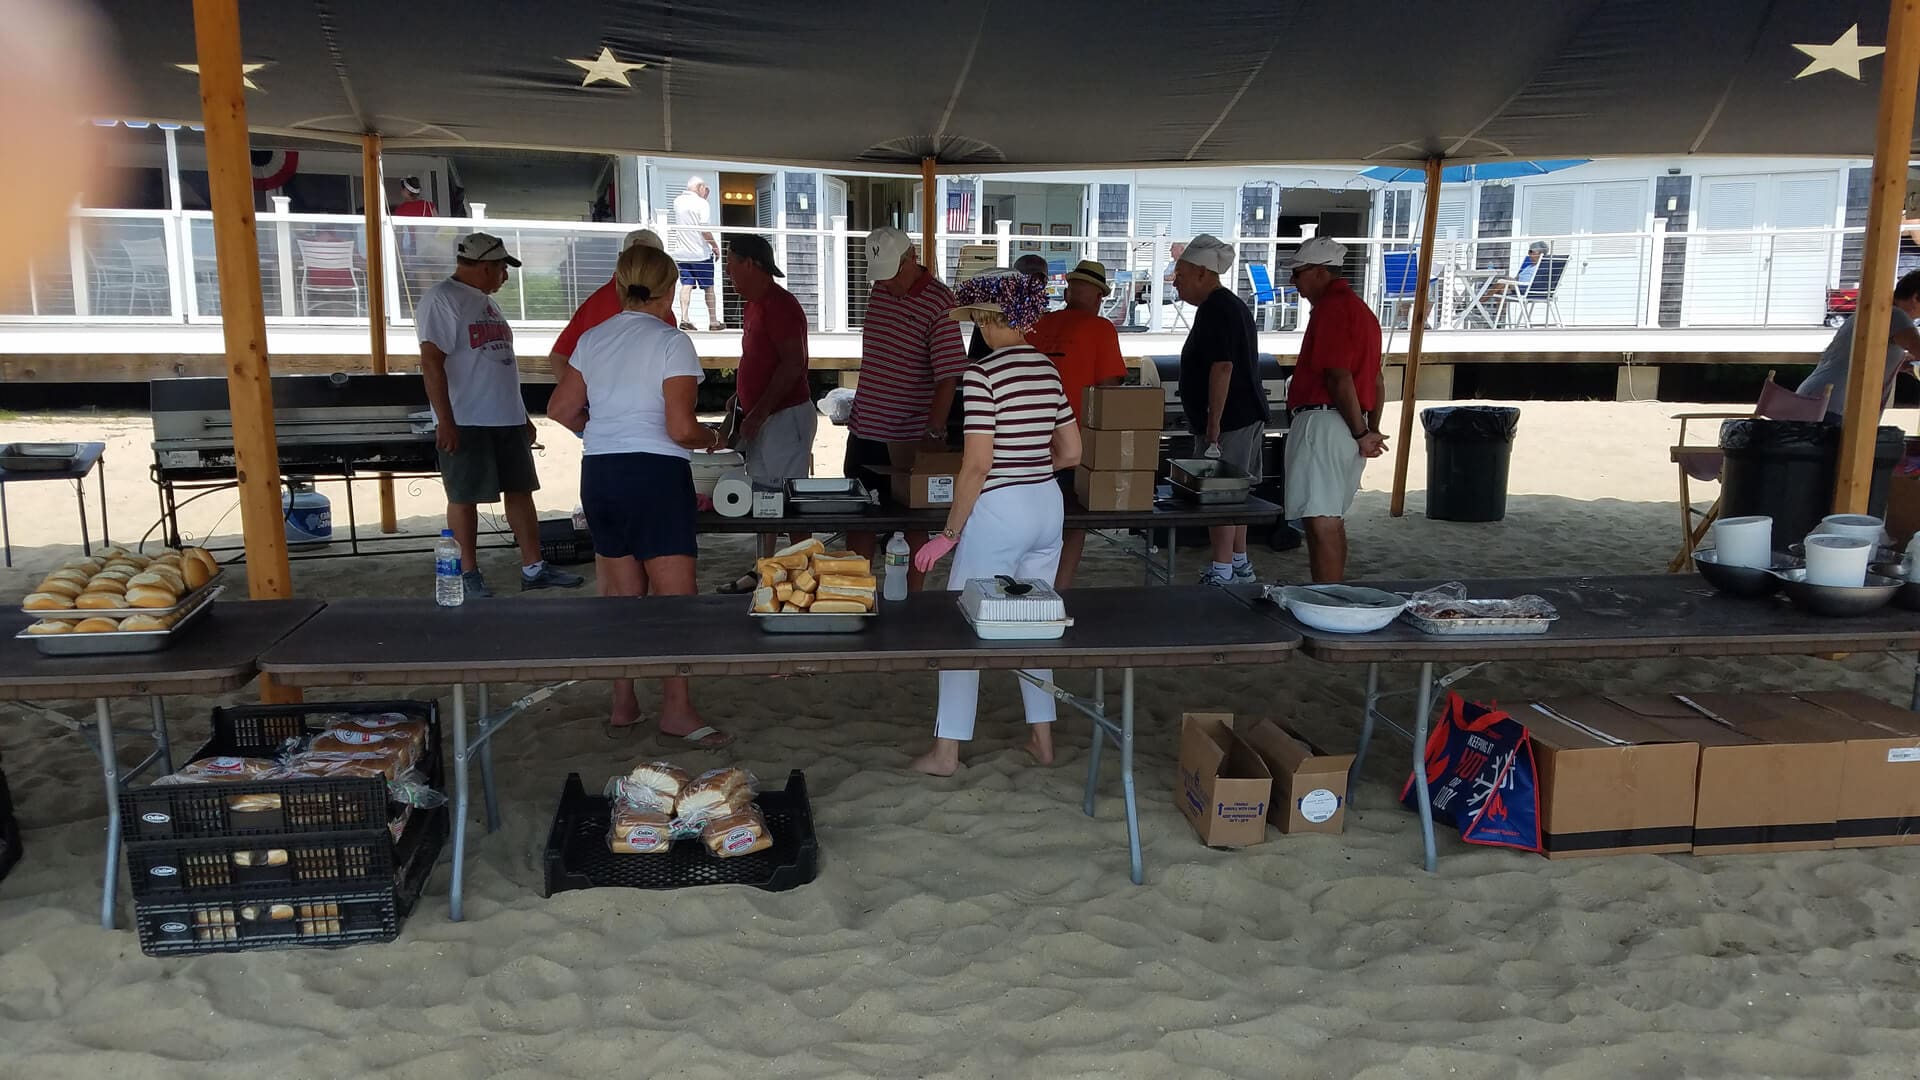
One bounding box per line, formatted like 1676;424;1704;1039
1359;160;1590;184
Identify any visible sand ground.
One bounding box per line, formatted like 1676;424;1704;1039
1;401;1917;1080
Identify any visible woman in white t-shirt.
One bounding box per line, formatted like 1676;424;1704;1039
547;244;731;747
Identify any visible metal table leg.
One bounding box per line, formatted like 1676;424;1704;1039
97;452;110;548
94;698;121;930
448;683;470;922
1;480;10;568
149;696;173;776
1351;662;1381;795
1119;667;1141;884
1410;662;1438;874
1081;669;1106;816
74;474;92;558
477;684;501;833
1164;528;1175;585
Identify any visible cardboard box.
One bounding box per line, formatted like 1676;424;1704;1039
1081;386;1164;431
1792;691;1920;848
1074;467;1157;512
1080;427;1157;472
1236;718;1353;834
887;448;965;509
1175;713;1272;847
1660;693;1845;855
1519;698;1701;858
1885;446;1920;542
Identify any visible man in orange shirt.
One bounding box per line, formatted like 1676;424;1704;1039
1027;259;1126;587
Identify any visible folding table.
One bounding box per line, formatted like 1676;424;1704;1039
0;441;109;567
259;587;1301;919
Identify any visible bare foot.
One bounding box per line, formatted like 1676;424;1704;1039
608;691;641;729
1026;723;1055;766
909;740;962;776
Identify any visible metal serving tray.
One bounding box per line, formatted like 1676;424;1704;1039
19;571;226;620
750;607;877;634
0;442;82;471
1169;479;1250;505
19;586;223;656
1166;458;1252;500
1401;608;1557;636
784;477;875;515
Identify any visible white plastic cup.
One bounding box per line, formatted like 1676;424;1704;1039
1710;515;1773;569
1813;514;1886;546
1804;534;1872;587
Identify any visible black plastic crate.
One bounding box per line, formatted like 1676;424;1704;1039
126;828;395;899
542;770;818;896
133;807;445;956
210;698;444;789
0;766;17;886
538;517;592;565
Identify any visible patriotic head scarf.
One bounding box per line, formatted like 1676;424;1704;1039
950;268;1049;332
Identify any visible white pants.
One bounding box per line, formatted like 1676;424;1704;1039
935;481;1065;741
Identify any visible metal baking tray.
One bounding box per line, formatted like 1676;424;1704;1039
784;478;875;515
19;571;226;619
1401;609;1558;636
18;585;223;656
1167;458;1252;495
750;607;877;634
1169;479;1250;505
0;442;81;471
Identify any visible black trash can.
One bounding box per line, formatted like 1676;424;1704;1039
1718;420;1904;551
1423;406;1521;522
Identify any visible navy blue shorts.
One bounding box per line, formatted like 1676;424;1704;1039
581;452;698;561
678;259;715;289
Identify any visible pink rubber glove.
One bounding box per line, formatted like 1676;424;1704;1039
914;534;957;574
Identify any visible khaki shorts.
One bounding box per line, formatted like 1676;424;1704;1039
1283;409;1365;519
439;424;539;505
740;402;817;489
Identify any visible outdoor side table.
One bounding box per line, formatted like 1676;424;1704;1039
0;441;110;567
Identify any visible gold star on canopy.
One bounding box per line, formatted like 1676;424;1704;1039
175;62;267;91
567;47;647;88
1792;24;1885;81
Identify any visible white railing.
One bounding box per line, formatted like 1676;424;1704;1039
0;206;1872;336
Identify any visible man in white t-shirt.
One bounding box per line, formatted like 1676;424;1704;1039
415;231;584;598
671;176;722;331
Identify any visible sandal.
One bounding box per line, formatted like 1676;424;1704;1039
678;321;697;331
715;570;760;595
603;717;640;739
666;725;735;750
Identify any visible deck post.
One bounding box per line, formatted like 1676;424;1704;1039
920;157;938;277
362;132;397;534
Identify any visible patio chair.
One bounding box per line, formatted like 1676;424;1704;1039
1493;255;1568;328
1246;262;1296;331
121;238;171;316
296;238;365;316
1379;250;1435;329
1667;371;1831;571
1101;269;1134;325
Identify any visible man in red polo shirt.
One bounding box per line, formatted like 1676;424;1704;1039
1284;237;1386;582
547;228;662;381
1028;258;1126;587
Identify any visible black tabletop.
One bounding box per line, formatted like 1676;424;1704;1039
259;586;1300;687
0;599;324;699
0;441;106;484
695;495;1283;535
1241;574;1920;663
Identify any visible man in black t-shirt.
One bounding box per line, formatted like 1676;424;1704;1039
1175;234;1271;585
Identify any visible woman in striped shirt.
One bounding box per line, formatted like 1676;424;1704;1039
910;271;1082;777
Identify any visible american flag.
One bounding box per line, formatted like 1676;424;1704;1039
946;189;973;232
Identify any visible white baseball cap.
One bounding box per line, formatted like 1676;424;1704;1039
866;226;914;279
624;228;663;251
457;232;522;267
1285;236;1348;271
1178;234;1235;274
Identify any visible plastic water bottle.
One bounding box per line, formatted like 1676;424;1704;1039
435;529;464;607
882;532;911;601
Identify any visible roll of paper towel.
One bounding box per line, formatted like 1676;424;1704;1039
712;470;754;518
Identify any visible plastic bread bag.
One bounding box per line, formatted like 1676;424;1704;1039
286;746;412;781
151;756;283;785
818;386;855;424
326;712;431;754
387;767;446;810
702;806;772;858
608;805;674;854
307;730;419;773
1403;581;1558;620
675;767;758;818
605;761;691;813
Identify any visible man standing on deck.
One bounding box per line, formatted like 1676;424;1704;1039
1283;236;1385;583
1175;233;1271;586
1798;269;1920;423
1029;259;1126;587
416;232;585;598
671;176;723;331
844;225;968;588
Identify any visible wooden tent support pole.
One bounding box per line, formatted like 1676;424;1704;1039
920;157;937;276
362;133;396;534
1836;0;1920;513
1388;157;1444;517
192;0;298;704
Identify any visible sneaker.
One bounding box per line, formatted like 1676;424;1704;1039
462;570;492;599
1232;561;1258;584
1196;568;1232;587
522;564;586;591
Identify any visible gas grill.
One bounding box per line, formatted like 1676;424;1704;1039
150;373;443;553
1138;353;1292;434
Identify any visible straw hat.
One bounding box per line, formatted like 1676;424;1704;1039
1063;260;1111;296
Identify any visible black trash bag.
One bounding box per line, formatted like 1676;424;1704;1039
1421;406;1520;442
1718;418;1903;453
